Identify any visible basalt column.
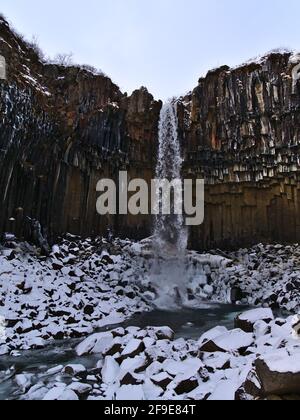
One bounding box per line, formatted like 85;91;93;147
180;53;300;250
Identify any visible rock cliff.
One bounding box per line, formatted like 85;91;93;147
0;16;161;243
179;52;300;249
1;16;300;249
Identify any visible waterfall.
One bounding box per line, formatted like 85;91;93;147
154;100;187;253
150;100;188;309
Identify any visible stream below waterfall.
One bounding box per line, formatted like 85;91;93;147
0;303;250;400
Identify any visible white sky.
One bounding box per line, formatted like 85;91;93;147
1;0;299;100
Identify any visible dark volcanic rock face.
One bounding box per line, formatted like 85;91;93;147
180;53;300;249
1;15;300;249
0;17;161;243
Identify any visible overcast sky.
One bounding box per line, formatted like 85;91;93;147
1;0;299;100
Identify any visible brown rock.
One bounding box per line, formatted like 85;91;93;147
255;358;300;396
174;377;199;395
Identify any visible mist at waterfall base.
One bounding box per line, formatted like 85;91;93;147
150;101;193;309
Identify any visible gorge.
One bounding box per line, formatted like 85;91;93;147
1;16;300;251
0;15;300;401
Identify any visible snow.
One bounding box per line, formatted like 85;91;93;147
58;390;79;401
203;352;231;370
239;308;274;323
120;356;147;373
115;385;145;401
47;366;63;375
208;378;238;401
68;382;92;395
76;333;114;356
122;339;143;356
102;356;120;384
0;236;300;400
63;365;86;375
210;329;254;352
4;310;300;401
199;326;228;345
43;384;67;401
262;353;300;374
163;359;203;377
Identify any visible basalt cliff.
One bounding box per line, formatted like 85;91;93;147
1;16;300;250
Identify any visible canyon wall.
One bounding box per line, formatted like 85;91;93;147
1;17;300;249
179;53;300;249
0;17;161;243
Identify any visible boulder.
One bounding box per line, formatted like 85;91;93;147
83;304;94;316
235;308;274;333
76;332;114;356
120;372;143;386
292;315;300;338
235;370;263;400
102;356;120;384
63;364;86;376
200;329;253;354
43;384;78;400
120;339;145;359
68;382;92;396
255;353;300;396
174;377;199;395
151;372;173;390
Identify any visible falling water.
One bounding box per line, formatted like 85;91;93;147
151;100;188;308
154;100;187;253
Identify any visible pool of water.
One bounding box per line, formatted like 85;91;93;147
0;303;249;400
123;303;249;340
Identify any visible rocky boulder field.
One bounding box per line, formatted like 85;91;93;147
0;234;299;400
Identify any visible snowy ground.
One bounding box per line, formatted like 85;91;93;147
0;234;299;400
2;311;299;400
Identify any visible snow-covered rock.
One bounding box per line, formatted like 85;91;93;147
115;385;145;400
76;333;114;356
200;329;254;353
235;308;274;333
102;356;120;384
63;364;86;376
255;352;300;396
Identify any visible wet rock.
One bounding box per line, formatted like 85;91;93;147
230;287;244;304
292;316;300;337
